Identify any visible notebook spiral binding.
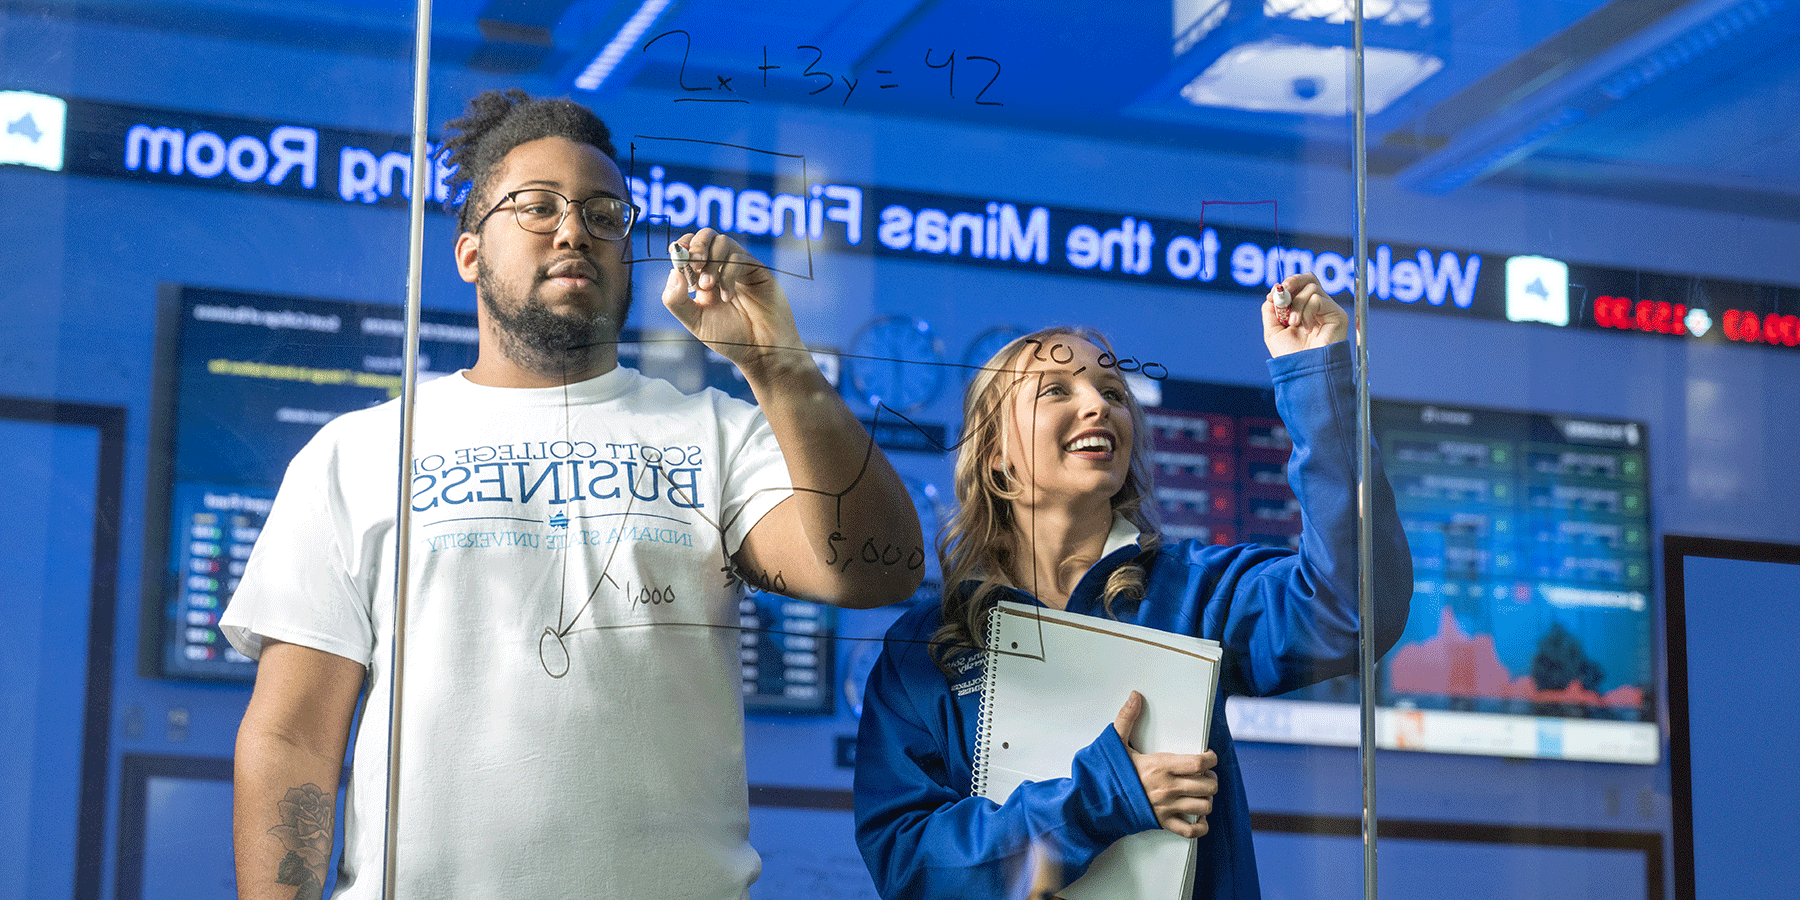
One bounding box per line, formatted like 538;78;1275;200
969;603;1007;798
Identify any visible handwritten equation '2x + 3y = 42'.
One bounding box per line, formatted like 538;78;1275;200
641;30;1004;108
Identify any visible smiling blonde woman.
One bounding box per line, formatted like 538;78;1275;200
853;274;1416;900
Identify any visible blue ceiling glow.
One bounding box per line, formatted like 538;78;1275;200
1418;107;1587;195
1598;0;1786;102
1399;0;1794;195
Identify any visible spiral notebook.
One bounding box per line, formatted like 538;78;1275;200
973;600;1223;900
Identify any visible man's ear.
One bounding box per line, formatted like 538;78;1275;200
455;230;480;284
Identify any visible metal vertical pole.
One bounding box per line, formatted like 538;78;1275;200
384;0;434;897
1352;2;1378;900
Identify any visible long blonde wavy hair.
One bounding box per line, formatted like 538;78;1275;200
929;326;1162;673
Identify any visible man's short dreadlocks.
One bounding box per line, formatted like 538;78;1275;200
439;89;619;233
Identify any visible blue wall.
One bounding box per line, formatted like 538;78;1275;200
5;9;1798;900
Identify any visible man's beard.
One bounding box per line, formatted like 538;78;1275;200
478;256;632;378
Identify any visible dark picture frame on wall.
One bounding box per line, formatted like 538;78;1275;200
1663;535;1800;900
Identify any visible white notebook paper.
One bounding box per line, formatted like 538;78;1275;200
973;600;1223;900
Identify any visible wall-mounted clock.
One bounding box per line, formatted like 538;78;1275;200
961;325;1028;382
846;315;946;413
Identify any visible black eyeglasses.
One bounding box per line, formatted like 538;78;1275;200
474;189;640;241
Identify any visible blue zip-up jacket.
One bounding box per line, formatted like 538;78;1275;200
852;341;1413;900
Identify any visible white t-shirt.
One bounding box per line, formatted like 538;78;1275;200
222;366;792;900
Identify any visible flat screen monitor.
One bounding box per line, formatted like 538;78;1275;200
142;285;482;682
1197;395;1659;763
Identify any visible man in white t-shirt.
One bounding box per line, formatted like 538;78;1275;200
224;90;924;900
